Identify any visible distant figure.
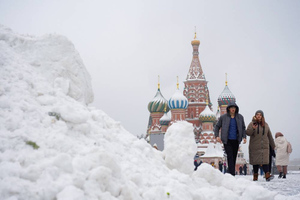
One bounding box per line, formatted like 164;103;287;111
214;102;247;176
246;110;275;181
218;160;223;172
275;132;290;179
239;165;243;175
243;164;247;175
194;159;199;171
223;162;227;174
194;159;202;171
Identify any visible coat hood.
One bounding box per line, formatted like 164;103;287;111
226;102;239;114
275;136;286;145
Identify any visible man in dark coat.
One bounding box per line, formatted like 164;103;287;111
214;102;247;176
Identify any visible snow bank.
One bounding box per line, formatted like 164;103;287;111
0;24;93;105
0;24;290;199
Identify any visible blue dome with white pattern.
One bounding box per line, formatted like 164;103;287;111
168;89;188;109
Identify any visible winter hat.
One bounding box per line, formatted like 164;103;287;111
275;132;283;138
255;110;264;117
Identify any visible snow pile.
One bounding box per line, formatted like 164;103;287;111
0;24;93;105
164;121;196;174
0;25;292;199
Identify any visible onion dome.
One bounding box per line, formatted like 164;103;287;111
218;74;236;106
191;31;200;45
199;100;216;122
148;77;169;113
191;39;200;45
159;112;171;125
168;77;188;109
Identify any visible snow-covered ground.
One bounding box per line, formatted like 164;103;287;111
1;24;300;200
237;172;300;199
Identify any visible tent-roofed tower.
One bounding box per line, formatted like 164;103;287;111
183;30;212;135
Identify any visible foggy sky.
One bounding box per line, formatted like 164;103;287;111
1;0;299;160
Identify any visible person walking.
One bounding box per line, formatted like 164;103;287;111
243;163;247;175
218;160;223;172
214;102;247;176
275;132;290;179
246;110;275;181
223;162;227;174
194;159;200;171
239;165;243;175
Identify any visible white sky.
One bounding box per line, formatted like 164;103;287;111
1;0;299;160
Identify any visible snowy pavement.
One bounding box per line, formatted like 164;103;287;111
236;172;300;199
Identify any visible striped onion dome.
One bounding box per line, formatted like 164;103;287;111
148;89;169;113
159;112;171;125
199;104;216;122
168;89;188;109
217;85;236;106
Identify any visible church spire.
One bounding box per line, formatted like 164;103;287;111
158;75;160;90
186;30;204;80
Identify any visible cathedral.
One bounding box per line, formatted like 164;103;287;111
146;33;246;172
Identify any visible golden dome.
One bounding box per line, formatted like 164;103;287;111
191;31;200;45
191;39;200;45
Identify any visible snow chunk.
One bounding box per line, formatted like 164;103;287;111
54;105;90;124
163;121;197;174
56;185;84;200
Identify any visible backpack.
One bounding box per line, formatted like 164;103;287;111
287;141;292;154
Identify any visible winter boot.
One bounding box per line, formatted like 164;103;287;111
265;172;274;181
278;172;283;178
253;173;258;181
282;174;286;179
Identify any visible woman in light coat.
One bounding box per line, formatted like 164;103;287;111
246;110;275;181
275;132;290;178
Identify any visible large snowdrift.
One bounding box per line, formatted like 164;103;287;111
0;25;287;200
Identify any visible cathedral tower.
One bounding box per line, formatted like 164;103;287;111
183;32;212;131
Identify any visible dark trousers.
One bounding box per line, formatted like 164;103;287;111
268;155;272;174
269;146;275;174
224;139;239;176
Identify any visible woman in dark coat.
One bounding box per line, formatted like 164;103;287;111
246;110;275;181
